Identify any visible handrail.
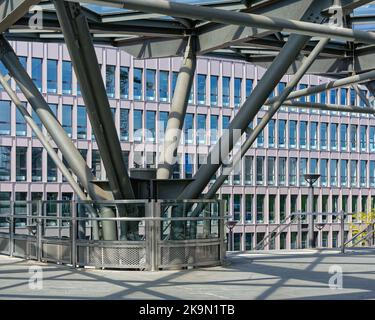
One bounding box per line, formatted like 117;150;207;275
345;223;374;247
255;214;297;250
351;228;375;247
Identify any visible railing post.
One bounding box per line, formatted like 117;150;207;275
219;200;226;263
71;201;77;268
9;201;14;257
297;213;302;250
341;211;345;254
146;200;159;271
37;200;43;262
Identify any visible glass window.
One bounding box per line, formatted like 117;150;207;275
370;160;375;187
278;157;286;185
222;76;230;107
245;195;252;222
184;113;194;144
256;195;264;223
360;125;367;151
256;156;264;185
16;105;27;136
310;159;319;175
133;68;143;100
158;111;169;142
350;88;356;105
245;156;253;185
360;160;367;187
299;84;307;103
267;157;275;185
350;125;357;151
320;123;328;150
120;108;129;141
47;149;58;182
91;150;101;179
300;158;308;186
62;104;72;137
77;105;87;139
120;66;129;99
47;59;57;93
32;147;43;181
246;79;253;98
351;160;357;187
185;153;193;178
159;70;169;102
0;62;9;91
289;120;297;148
210;115;218;144
289;158;297;186
197;114;206;145
278;120;286;147
62;61;72;94
330;159;338;187
310;122;318;149
320;159;328;187
341;159;348;187
268;119;275;147
0;146;11;181
222;115;230;131
146;111;156;142
340;124;347;150
32;58;42;91
233;194;241;221
210;75;218;106
234;78;241;108
299;121;307;149
133;110;143;143
269;195;276;223
330;123;338;150
280;195;287;221
330;89;337;104
197;74;206;105
320;90;327;104
257;118;264;146
146;69;156;101
106;65;116;98
370;126;375;151
340;88;347;105
16;147;27;181
0;100;11;135
171;71;178;97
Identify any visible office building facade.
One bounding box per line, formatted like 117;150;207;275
0;41;375;251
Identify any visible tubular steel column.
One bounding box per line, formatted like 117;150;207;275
0;72;100;240
307;182;314;248
0;36;109;202
157;36;196;179
53;1;138;240
178;34;311;200
53;1;135;201
203;37;328;199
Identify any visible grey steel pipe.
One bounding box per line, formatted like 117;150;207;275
179;34;311;200
279;101;375;114
53;1;135;201
157;36;196;179
0;72;100;240
308;183;314;248
0;35;110;202
351;84;373;109
204;38;329;199
266;70;375;105
72;0;375;44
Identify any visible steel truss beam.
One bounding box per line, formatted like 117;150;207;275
0;0;40;33
0;71;100;240
266;69;375;104
202;37;329;200
71;0;375;44
178;34;311;200
0;35;110;202
157;36;196;179
53;0;138;240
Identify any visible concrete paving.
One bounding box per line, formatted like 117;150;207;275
0;248;375;299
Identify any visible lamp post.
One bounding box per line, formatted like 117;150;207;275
226;219;238;251
304;173;320;249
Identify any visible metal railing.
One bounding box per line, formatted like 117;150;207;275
0;199;225;271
